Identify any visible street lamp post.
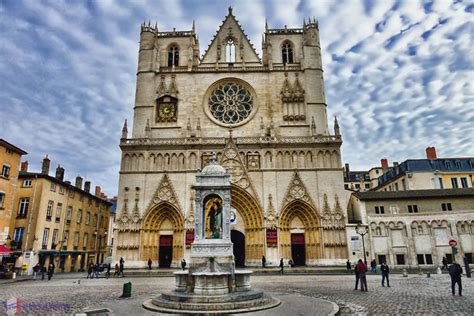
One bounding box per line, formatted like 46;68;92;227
356;224;368;264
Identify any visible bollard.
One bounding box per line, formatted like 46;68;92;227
437;267;442;274
12;272;16;279
121;282;132;298
426;272;430;278
402;269;408;277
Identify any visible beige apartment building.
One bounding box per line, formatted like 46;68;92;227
8;156;111;274
0;139;27;246
347;188;474;268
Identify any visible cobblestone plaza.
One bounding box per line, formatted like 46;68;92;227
0;273;472;315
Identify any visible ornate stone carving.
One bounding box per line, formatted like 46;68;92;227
321;194;345;229
281;171;316;211
146;173;182;214
185;191;195;230
264;194;278;229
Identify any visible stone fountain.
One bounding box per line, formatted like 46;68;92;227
143;155;280;314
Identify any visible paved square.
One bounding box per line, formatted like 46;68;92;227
0;273;472;315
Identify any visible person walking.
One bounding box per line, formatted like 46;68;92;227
41;264;46;280
106;263;111;279
381;261;390;287
279;258;284;274
442;257;448;270
148;258;152;270
370;259;377;273
181;258;187;271
356;259;368;292
119;257;125;277
87;263;94;279
94;263;100;279
47;263;54;281
114;263;120;277
33;263;40;280
262;255;266;268
448;262;463;296
354;262;360;290
346;259;351;272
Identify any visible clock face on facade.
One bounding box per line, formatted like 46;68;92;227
204;79;257;127
157;102;177;122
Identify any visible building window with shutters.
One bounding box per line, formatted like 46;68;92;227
18;198;29;218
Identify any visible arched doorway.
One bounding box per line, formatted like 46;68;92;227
141;202;184;268
230;185;264;264
231;230;245;267
280;201;321;265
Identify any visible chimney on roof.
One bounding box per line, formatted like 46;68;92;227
55;165;65;181
20;161;28;172
426;146;437;160
84;181;91;193
393;161;399;168
95;186;101;197
344;163;350;178
75;176;83;190
381;159;389;169
41;154;50;175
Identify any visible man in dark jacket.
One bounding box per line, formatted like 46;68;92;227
279;258;284;274
381;261;390;287
448;262;463;296
354;263;360;290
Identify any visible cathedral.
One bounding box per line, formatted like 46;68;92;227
114;7;349;268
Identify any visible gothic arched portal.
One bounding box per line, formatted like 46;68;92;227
230;185;264;263
279;200;321;265
141;202;184;267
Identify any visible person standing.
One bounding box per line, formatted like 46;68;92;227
356;259;368;292
94;263;100;279
448;262;463;296
346;259;351;272
442;257;448;270
279;258;284;274
181;258;187;271
148;258;152;270
381;261;390;287
262;256;266;268
41;264;46;280
47;263;54;281
33;263;40;280
354;262;360;290
106;263;111;279
119;257;125;277
370;259;377;273
114;263;120;277
87;263;93;279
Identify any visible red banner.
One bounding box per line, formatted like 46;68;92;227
291;233;305;245
266;229;278;246
186;231;194;246
159;235;173;247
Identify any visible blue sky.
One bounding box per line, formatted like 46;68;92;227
1;0;473;195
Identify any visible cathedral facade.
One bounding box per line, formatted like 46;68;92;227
114;8;349;268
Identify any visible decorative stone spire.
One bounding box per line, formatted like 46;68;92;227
121;119;128;139
265;19;268;32
334;116;340;136
145;119;151;138
192;19;195;33
260;117;265;137
311;116;317;136
196;118;201;137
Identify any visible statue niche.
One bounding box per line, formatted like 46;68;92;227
204;195;223;239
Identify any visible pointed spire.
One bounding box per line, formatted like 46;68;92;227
228;6;233;15
192;19;195;33
311;116;317;136
303;17;306;28
187;118;191;131
334;116;340;136
145;119;151;138
121;119;128;139
265;19;268;32
155;22;158;31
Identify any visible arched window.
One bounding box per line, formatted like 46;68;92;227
225;39;236;63
168;46;179;67
282;42;294;64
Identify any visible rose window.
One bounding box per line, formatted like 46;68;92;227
208;83;254;125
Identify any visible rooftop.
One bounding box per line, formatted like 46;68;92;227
354;188;474;201
0;138;27;155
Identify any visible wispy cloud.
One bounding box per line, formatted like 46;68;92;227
0;0;472;195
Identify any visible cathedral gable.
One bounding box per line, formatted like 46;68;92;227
200;7;261;65
281;171;317;212
145;173;182;215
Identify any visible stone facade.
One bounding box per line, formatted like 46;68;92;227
347;189;474;268
114;8;349;267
